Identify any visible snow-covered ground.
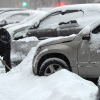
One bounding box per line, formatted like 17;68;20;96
0;47;98;100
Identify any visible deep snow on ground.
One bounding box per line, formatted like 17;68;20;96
0;47;98;100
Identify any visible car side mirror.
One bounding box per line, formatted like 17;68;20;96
28;25;34;29
82;34;90;40
33;22;39;28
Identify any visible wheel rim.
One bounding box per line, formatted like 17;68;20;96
44;64;63;76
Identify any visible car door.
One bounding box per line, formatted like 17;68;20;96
78;25;100;78
77;36;91;77
36;28;57;39
57;20;82;36
89;25;100;77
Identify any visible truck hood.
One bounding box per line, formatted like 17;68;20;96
37;34;76;48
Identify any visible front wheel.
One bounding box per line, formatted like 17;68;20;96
39;58;70;76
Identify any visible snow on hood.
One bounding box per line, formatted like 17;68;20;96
34;3;100;22
6;13;46;35
0;47;98;100
36;34;76;49
4;11;46;29
13;36;39;42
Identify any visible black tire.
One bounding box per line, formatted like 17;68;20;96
39;58;70;76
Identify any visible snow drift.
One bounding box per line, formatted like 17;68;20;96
0;47;98;100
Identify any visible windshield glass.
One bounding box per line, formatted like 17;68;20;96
0;11;21;20
6;13;29;23
20;13;46;26
20;13;41;24
39;10;83;28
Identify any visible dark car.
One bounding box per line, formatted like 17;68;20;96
8;4;100;40
19;20;82;40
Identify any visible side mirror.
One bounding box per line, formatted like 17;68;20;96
82;26;90;35
28;22;39;29
33;22;39;28
28;25;34;29
82;34;90;40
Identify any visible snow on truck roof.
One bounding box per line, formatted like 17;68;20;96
34;3;100;23
45;3;100;15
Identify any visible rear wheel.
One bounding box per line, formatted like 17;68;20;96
39;58;70;76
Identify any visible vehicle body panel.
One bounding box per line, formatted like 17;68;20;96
32;20;100;78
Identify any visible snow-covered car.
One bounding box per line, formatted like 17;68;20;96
0;8;27;14
4;11;47;39
32;18;100;77
5;4;100;40
0;10;37;27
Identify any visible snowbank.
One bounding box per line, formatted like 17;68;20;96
0;47;98;100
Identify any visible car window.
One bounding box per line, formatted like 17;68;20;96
58;20;79;29
39;12;61;28
39;10;83;28
92;25;100;34
6;13;29;23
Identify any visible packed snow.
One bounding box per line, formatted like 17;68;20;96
13;36;39;42
0;4;100;100
0;47;98;100
0;10;35;22
36;34;76;50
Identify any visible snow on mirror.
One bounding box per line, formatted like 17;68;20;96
82;26;90;35
90;33;100;51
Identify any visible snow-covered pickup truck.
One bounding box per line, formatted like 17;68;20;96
32;18;100;78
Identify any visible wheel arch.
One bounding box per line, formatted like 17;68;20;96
37;53;72;75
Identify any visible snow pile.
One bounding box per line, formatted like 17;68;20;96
0;47;98;100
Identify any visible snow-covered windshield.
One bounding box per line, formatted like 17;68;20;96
6;13;30;23
22;13;46;25
39;10;83;28
20;13;42;24
0;11;20;20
